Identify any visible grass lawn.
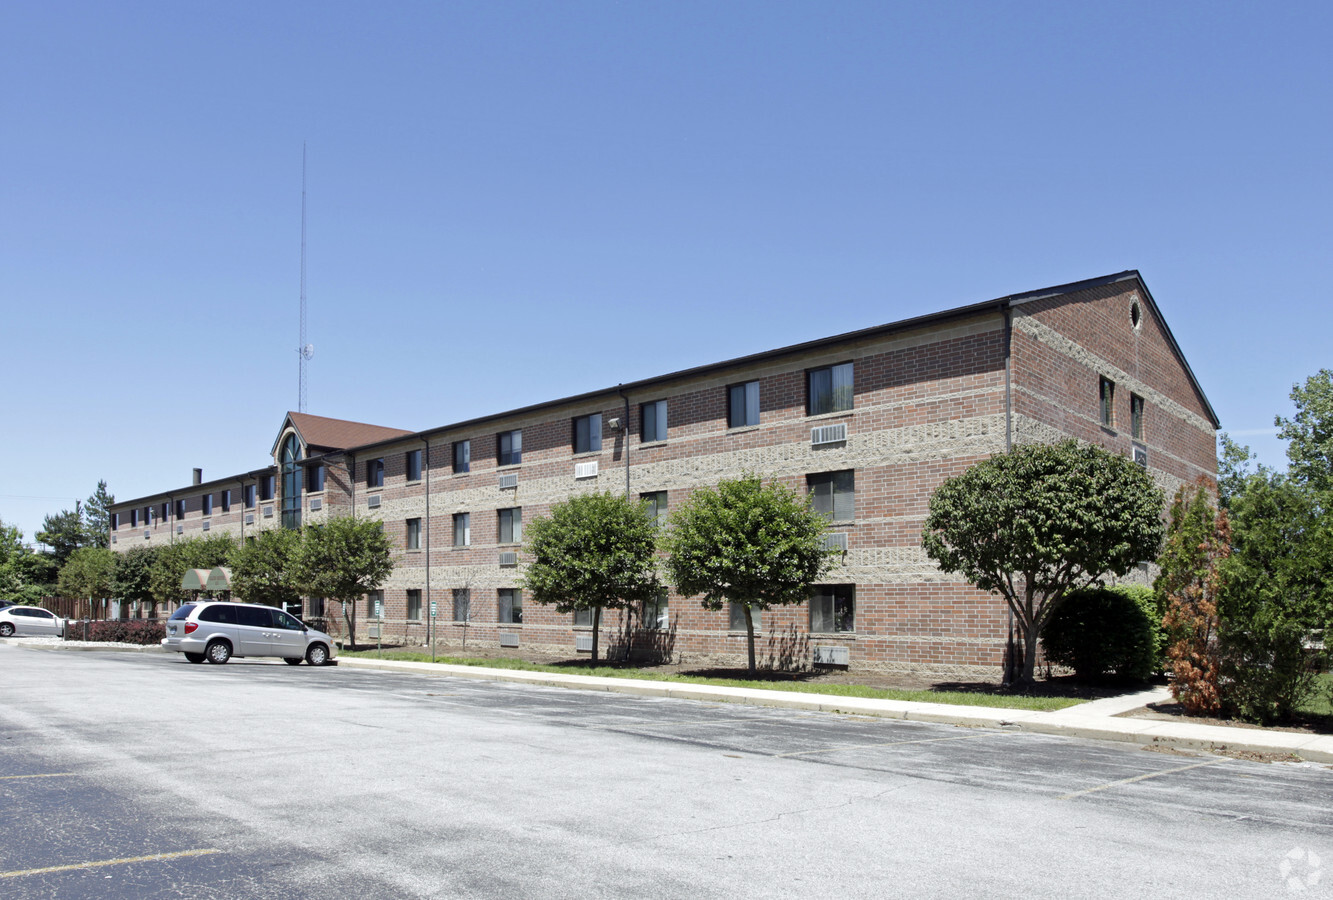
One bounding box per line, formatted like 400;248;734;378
1297;672;1333;717
338;648;1084;711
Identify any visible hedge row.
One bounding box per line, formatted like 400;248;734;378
77;620;166;645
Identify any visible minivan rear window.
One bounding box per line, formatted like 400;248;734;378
198;605;237;625
170;605;196;621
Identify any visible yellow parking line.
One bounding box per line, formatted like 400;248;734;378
0;773;74;780
1058;759;1226;800
775;731;1014;758
0;848;222;879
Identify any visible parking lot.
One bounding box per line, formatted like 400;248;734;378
2;642;1331;898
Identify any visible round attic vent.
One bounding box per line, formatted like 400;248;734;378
1130;297;1143;331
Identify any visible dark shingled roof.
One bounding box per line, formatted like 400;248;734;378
284;412;412;452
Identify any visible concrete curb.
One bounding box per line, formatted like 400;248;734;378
0;637;164;653
336;656;1333;764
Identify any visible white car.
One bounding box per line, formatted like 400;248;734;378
0;606;66;637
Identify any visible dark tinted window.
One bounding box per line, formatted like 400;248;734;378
198;605;237;624
170;605;196;621
236;606;272;628
274;611;302;630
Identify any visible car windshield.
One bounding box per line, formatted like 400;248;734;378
169;605;196;621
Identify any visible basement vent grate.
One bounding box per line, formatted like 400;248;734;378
499;632;520;648
575;634;594;652
812;645;850;666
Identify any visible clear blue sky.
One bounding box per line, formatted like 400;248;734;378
3;1;1329;545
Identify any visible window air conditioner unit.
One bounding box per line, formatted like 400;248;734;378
812;423;847;446
367;495;381;509
498;473;518;489
812;645;850;666
499;551;518;567
309;497;322;511
202;520;210;531
1133;445;1148;468
244;514;255;526
177;525;184;534
575;634;594;652
262;505;274;518
112;535;117;544
574;461;598;479
143;530;151;541
499;632;520;648
823;532;848;552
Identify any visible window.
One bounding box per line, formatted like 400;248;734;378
641;491;668;528
406;518;422;550
573;608;593;626
1099;377;1115;428
574;414;601;453
641;591;668;630
498;589;522;624
280;434;302;529
406;449;422;482
175;499;186;520
160;502;169;522
809;585;855;633
202;494;213;516
498;430;522;466
453;440;470;473
808;471;855;522
453;512;471;547
641;401;668;442
111;512;119;530
1131;393;1145;441
145;506;153;525
728;381;760;428
729;602;761;632
366;458;384;488
260;475;275;502
308;597;325;618
407;589;422;621
367;590;384;619
307;465;325;493
244;484;256;509
221;490;231;513
808;362;854;415
452;588;471;622
498;507;522;544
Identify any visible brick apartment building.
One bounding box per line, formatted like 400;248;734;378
108;271;1217;674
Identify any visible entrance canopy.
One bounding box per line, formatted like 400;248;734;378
180;567;233;593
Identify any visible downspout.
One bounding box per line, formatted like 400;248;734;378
1002;303;1015;683
617;385;630;498
422;436;432;661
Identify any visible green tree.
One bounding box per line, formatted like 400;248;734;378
149;535;237;610
293;516;393;650
57;547;118;609
1276;368;1333;494
230;528;304;610
662;475;834;675
522;492;663;663
922;440;1166;685
113;545;158;614
83;480;115;550
37;503;88;568
1155;480;1229;715
0;518;48;605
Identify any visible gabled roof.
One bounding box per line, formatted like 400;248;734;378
274;412;413;457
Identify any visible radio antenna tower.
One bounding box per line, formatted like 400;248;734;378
297;143;314;412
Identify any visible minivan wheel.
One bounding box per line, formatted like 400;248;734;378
283;657;303;666
206;640;232;665
184;652;206;664
0;623;14;637
305;643;329;666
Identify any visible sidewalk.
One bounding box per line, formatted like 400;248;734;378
337;656;1333;764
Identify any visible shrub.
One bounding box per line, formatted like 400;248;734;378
83;619;166;645
1219;618;1322;724
1041;585;1161;683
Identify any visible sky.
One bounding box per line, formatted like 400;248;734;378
2;1;1330;546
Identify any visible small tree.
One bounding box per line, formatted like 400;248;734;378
1155;480;1229;715
149;535;237;612
523;492;662;663
0;518;46;606
83;480;115;550
57;547;118;614
294;516;393;650
230;528;303;610
922;440;1165;685
1276;368;1333;494
113;545;158;618
37;503;88;568
662;475;833;676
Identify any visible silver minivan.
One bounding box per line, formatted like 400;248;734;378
163;601;336;666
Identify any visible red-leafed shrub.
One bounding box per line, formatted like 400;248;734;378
82;620;166;645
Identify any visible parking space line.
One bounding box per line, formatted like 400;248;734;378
774;731;1014;758
0;848;222;879
0;773;74;781
1057;759;1227;800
